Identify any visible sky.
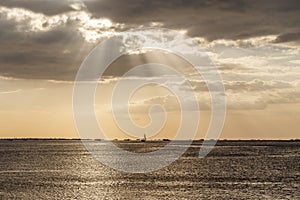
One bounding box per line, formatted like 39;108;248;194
0;0;299;139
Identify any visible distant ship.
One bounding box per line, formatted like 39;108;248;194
141;134;146;142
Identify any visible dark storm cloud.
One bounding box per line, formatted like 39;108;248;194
32;26;79;44
0;0;299;80
1;0;299;41
274;32;300;43
0;20;92;80
83;0;300;41
0;0;74;15
0;0;299;41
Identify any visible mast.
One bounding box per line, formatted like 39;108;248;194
141;133;146;142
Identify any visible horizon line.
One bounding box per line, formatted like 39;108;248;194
0;138;299;141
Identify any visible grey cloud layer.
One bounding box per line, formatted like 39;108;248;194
3;0;299;41
0;0;299;81
0;0;74;15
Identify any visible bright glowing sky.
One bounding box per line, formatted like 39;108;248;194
0;0;299;139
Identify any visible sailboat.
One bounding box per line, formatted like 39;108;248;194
141;133;146;142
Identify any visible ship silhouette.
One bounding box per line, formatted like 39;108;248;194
141;134;146;142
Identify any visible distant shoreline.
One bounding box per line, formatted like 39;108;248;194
0;138;299;142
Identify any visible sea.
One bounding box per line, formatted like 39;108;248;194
0;140;299;199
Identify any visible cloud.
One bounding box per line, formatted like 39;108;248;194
0;0;299;92
0;89;22;94
223;80;296;92
98;73;300;111
0;0;74;15
274;32;300;44
129;94;209;112
80;0;300;43
0;5;127;80
1;0;299;43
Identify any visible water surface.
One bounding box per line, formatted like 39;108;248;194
0;140;299;199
